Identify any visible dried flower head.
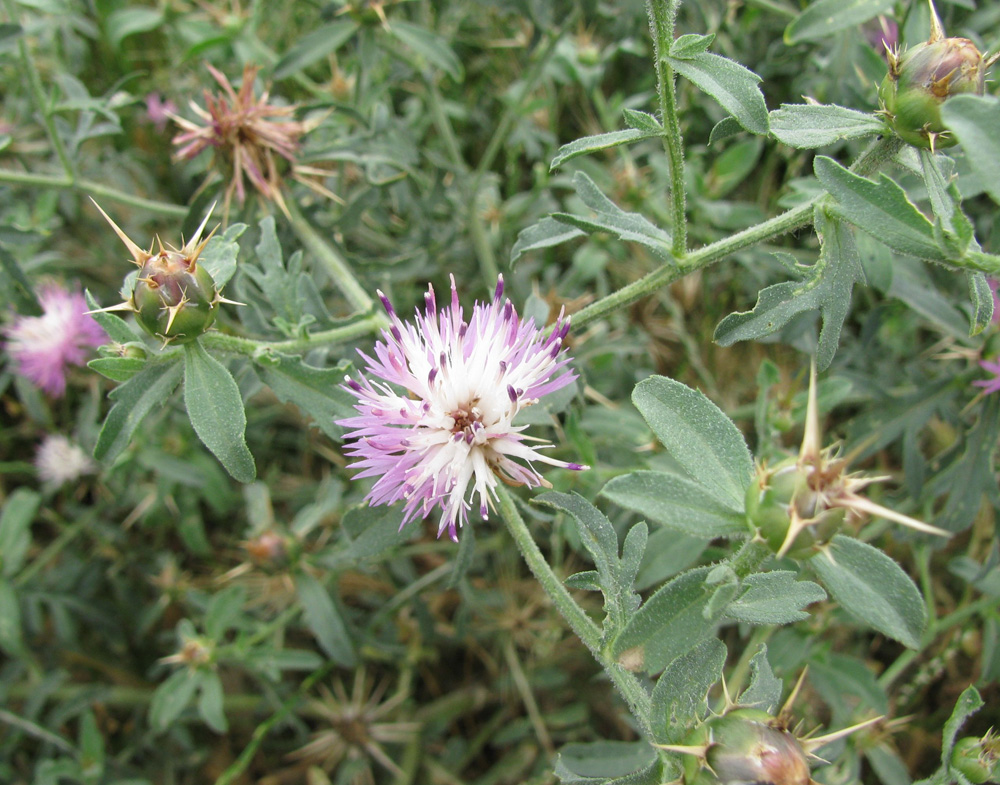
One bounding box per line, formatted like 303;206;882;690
339;275;587;541
35;434;96;487
3;284;106;397
171;63;335;216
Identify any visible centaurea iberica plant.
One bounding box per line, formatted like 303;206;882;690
3;284;106;397
339;276;587;541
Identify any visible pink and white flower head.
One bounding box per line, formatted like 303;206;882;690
3;285;106;397
339;275;587;541
35;434;96;487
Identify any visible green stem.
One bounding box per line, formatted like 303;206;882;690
283;199;378;316
494;485;652;734
647;0;687;256
0;170;188;217
570;134;903;329
15;513;92;587
6;0;74;179
200;312;386;357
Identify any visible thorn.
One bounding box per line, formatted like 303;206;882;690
800;360;821;462
927;0;945;42
800;715;883;753
90;198;148;264
780;668;809;719
85;301;135;315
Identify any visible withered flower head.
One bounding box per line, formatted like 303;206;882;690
172;64;335;217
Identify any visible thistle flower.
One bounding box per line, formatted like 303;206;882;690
171;63;336;217
3;284;106;396
745;364;949;558
35;434;96;487
339;276;587;541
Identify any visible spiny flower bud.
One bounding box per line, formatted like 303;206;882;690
951;732;1000;784
745;364;949;558
706;709;811;785
90;201;241;345
878;0;997;150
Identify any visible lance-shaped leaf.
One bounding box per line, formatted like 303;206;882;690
715;210;866;371
294;571;356;667
769;104;886;148
785;0;894;44
812;535;926;649
650;638;727;744
0;489;39;578
85;290;143;344
510;217;585;264
184;342;256;483
553;172;673;260
724;571;827;625
666;37;768;135
95;359;184;463
942;687;983;770
273;19;359;79
814;156;946;261
550;128;662;171
389;20;463;82
554;741;660;784
967;272;995;336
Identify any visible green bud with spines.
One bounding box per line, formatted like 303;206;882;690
952;733;1000;784
131;248;219;344
705;709;811;785
878;0;996;150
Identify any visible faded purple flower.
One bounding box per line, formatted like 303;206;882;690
339;276;587;541
3;285;106;396
144;93;178;132
974;359;1000;395
35;434;96;486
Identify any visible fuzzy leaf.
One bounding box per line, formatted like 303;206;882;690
814;156;945;261
149;669;200;732
941;95;1000;206
665;48;768;135
183;342;256;483
198;223;245;289
631;376;754;507
94;359;184;463
942;686;983;769
105;7;164;50
554;741;659;783
601;470;746;538
623;109;662;132
550;128;661;171
967;272;994;336
769;103;885;148
739;645;783;713
294;571;355;667
725;571;827;624
510;217;586;263
85;290;142;344
812;535;926;648
650;638;727;744
0;489;39;578
88;356;146;382
197;670;228;733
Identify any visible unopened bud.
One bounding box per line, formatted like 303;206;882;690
952;734;1000;784
706;710;811;785
132;249;219;344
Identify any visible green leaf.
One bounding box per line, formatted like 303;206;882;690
920;150;973;262
85;290;142;344
0;489;38;578
183;342;256;483
253;351;356;441
94;359;184;463
198;223;245;289
88;357;147;382
294;571;355;666
812;535;926;648
272;20;360;79
536;492;641;632
623;109;662;132
105;7;164;50
0;245;41;315
0;578;24;656
197;670;228;733
769;104;885;148
784;0;894;44
967;272;994;336
550;128;661;171
739;645;783;713
203;585;246;640
336;503;408;563
612;566;722;674
553;172;672;259
149;668;200;732
389;20;463;82
510;217;585;263
631;376;754;508
814;156;945;261
724;571;827;624
670;33;715;58
601;470;746;538
664;49;768;135
941;95;1000;206
78;710;104;784
650;637;726;744
554;741;659;783
942;686;983;769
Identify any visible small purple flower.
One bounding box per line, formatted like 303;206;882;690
339;276;587;541
3;285;106;397
144;93;177;132
974;359;1000;395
